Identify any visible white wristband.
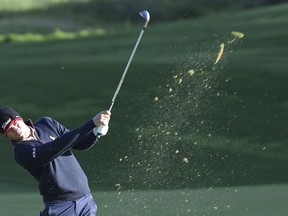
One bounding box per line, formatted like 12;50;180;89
93;125;109;137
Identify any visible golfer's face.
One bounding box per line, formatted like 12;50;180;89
6;119;30;141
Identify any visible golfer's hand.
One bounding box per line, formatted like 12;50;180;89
92;110;111;127
92;111;111;137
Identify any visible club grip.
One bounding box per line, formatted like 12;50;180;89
93;125;109;138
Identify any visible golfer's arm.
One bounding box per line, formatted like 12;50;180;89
50;117;98;150
72;131;98;150
14;120;95;169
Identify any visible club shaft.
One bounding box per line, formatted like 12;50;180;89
109;27;146;112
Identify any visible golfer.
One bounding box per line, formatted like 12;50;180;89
0;106;111;216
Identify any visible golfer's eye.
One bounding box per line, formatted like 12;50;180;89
15;121;21;126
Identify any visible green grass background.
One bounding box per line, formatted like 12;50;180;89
0;1;288;215
1;184;288;215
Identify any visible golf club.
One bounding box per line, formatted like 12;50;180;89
96;10;150;137
109;10;150;112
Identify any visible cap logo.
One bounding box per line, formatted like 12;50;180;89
2;118;12;131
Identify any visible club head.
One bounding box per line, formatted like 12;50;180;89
139;10;150;22
139;10;150;28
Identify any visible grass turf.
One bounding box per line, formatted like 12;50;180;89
0;184;287;216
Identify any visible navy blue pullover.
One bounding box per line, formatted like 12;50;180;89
11;117;98;202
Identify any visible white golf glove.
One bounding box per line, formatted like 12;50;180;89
93;125;109;137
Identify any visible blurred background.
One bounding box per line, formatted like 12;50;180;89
0;0;288;215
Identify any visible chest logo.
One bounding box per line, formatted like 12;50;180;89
49;135;56;140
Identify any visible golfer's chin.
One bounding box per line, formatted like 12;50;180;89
10;133;28;141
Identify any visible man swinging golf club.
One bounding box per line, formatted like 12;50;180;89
0;10;150;216
0;106;110;216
